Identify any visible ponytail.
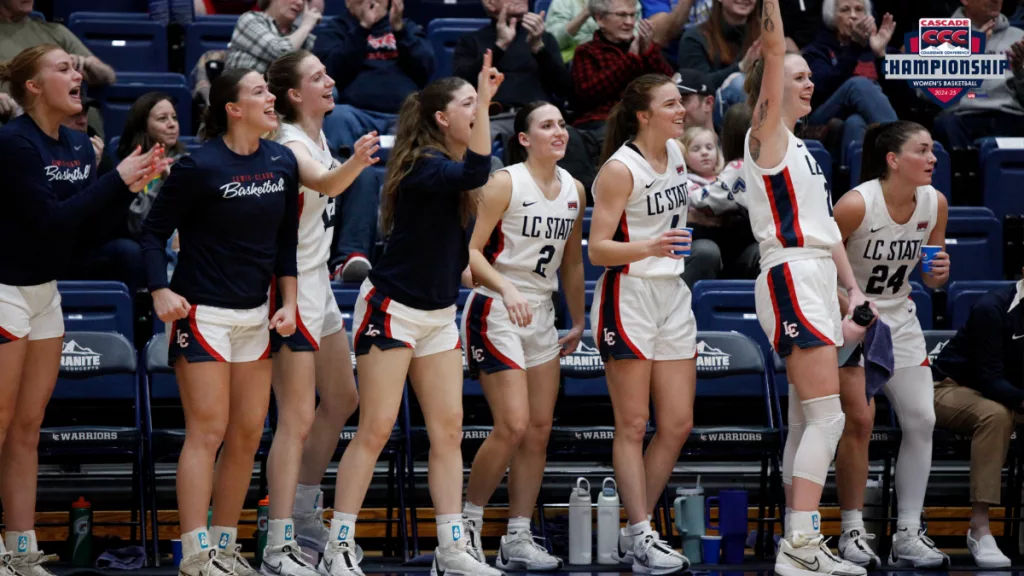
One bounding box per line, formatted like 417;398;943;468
859;120;928;184
600;101;635;164
200;67;256;141
0;44;61;108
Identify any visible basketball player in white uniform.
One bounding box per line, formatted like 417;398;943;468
264;51;379;576
459;102;586;572
742;3;867;576
588;73;694;576
832;121;950;569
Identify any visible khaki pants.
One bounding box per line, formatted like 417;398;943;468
933;378;1023;504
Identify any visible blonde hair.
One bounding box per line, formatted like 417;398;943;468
679;126;723;174
0;44;62;108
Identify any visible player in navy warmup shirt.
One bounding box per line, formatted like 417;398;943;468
0;44;167;574
318;55;503;576
139;66;376;576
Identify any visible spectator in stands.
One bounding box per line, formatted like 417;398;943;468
676;68;714;131
0;44;167;576
571;0;674;135
117;92;187;239
801;0;898;164
931;0;1024;149
454;0;597;191
781;0;823;50
637;0;698;65
930;278;1024;568
61;96;111;173
0;0;116;136
676;0;761;126
225;0;322;74
315;0;434;282
545;0;642;61
682;102;758;285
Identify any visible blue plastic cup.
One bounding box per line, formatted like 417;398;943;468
172;539;183;566
920;245;942;273
701;535;722;564
674;227;693;257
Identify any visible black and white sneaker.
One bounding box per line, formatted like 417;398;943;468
775;533;865;576
837;529;880;568
461;516;486;564
430;541;503;576
317;541;363;576
632;531;688;575
495;531;562;571
260;544;320;576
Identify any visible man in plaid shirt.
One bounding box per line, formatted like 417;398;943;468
570;0;673;130
225;0;321;73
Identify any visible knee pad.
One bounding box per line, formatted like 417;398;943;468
792;394;845;486
782;385;806;486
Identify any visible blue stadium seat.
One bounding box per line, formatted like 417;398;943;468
42;331;148;552
322;0;346;15
57;281;134;341
29;10;44;20
68;17;168;72
692;279;770;354
947;280;1016;329
981;145;1024;221
580;239;604;281
67;11;151;26
427;19;489;81
909;281;932;330
409;2;487;26
54;0;148;22
534;0;553;14
185;16;238;77
944;206;1003;281
99;73;192;140
849;141;951;199
334;285;362;332
803;139;833;190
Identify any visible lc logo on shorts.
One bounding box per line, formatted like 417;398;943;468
766;263;835;358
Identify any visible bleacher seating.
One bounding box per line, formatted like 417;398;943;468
944;206;1003;282
98;72;192;140
58;281;134;341
947;280;1016;329
692;280;769;354
67;15;168;72
980;141;1024;222
42;331;148;549
408;1;487;27
185;16;238;78
849;140;952;199
909;281;932;330
427;18;489;81
53;0;149;22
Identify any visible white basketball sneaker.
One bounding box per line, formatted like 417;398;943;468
179;550;236;576
260;544;320;576
293;510;363;564
430;540;504;576
837;528;880;568
888;526;948;568
775;532;866;576
317;541;364;576
495;531;563;571
632;531;688;575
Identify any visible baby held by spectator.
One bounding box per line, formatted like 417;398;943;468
680;126;744;222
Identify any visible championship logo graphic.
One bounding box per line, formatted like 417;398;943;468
884;18;1009;108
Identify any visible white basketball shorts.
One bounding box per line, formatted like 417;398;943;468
272;265;345;353
755;257;843;358
460;290;560;376
0;281;64;343
169;303;271;363
352;279;460;359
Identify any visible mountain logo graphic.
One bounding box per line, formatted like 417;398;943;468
696;340;731;371
61;340;102;372
559;337;604;370
927;339;950;364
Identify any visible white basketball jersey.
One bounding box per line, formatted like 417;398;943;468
599;139;689;278
480;163;580;301
845;178;938;309
742;128;841;270
277;123;338;273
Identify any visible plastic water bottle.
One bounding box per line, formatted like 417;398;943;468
596;478;620;564
256;496;270;565
568;478;592;565
69;497;92;567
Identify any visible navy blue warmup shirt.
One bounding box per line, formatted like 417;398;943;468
369;149;491;310
0;115;130;286
139;137;300;310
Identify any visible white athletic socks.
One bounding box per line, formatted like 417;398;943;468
294;484;321;517
328;512;358;543
182;527;213;558
6;530;36;554
841;509;864;534
789;511;821;537
462;502;484;523
507;517;531;537
436;513;465;550
269;518;296;546
625;519;652;536
212;526;237;551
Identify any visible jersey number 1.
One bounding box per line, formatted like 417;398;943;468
533;245;556;277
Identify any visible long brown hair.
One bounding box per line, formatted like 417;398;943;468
380;76;475;235
117;92;186;159
199;67;256;141
600;74;673;164
0;44;62;109
698;0;760;67
860;121;929;183
266;49;313;124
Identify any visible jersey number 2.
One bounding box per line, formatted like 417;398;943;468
533;245;556;277
865;264;907;295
